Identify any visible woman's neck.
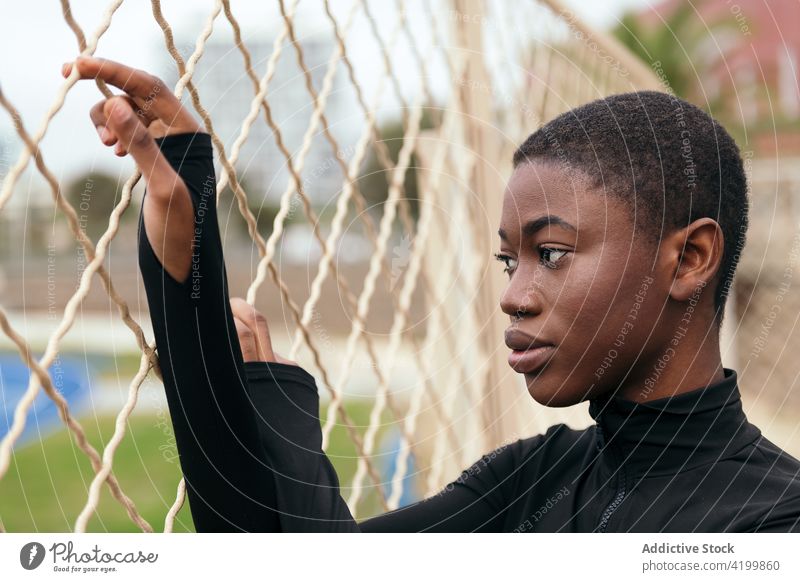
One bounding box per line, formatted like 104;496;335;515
615;327;725;403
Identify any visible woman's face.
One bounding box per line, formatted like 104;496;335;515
497;160;669;407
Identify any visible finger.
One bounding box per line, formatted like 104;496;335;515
65;56;200;133
234;316;259;362
230;297;276;362
66;56;163;104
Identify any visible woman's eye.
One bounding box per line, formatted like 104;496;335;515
493;253;517;275
539;247;569;268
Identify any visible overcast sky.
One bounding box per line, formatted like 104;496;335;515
0;0;650;200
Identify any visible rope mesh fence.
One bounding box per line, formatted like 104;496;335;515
0;0;667;532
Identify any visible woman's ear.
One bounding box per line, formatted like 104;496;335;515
665;218;724;302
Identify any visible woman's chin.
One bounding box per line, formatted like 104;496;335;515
525;375;582;408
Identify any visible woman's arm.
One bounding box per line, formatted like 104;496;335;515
69;57;281;532
243;358;520;532
250;347;517;533
138;131;284;531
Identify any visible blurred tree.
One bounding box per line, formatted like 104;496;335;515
612;2;738;135
358;106;441;222
217;172;297;241
613;1;716;98
65;171;129;241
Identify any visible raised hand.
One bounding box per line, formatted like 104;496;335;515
63;56;203;283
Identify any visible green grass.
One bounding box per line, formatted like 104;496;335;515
0;402;395;532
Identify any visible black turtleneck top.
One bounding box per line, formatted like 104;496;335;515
139;131;800;532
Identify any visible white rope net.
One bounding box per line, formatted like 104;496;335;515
0;0;661;532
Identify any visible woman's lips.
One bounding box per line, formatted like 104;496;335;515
507;345;555;374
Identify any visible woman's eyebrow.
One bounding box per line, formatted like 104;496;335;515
498;215;577;240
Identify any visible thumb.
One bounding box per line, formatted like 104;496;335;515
103;97;150;157
274;353;299;366
102;96;183;198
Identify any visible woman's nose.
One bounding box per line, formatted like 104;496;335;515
500;272;543;319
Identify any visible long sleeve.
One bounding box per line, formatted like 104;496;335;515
245;360;517;532
138;131;280;532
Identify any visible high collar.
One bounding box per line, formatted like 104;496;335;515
588;368;760;480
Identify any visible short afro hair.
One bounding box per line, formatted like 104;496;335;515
512;90;748;328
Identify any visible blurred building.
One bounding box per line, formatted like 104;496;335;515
163;36;354;207
617;1;800;418
641;0;800;156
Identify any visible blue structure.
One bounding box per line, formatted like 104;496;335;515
0;354;91;448
378;427;420;507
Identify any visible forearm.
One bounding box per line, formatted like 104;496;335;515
244;361;510;532
244;361;361;532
